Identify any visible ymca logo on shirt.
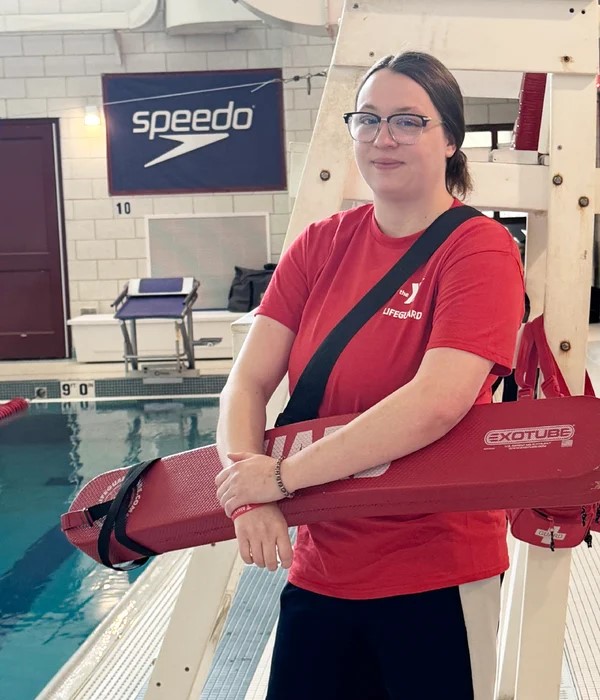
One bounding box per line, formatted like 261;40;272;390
382;280;424;321
399;282;420;305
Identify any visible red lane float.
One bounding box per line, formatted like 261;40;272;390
0;397;29;421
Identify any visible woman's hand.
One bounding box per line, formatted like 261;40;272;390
233;503;293;571
215;452;284;517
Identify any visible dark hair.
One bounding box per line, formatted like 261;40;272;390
356;51;472;199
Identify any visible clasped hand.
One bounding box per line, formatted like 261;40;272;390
215;452;285;517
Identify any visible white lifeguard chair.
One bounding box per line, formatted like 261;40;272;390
145;2;599;699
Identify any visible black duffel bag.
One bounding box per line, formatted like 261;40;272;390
227;264;276;312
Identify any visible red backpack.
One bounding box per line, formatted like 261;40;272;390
508;315;597;551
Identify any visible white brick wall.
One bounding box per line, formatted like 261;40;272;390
0;36;23;55
26;76;66;97
70;260;98;280
225;28;268;51
91;179;109;199
95;219;136;239
22;35;62;55
101;0;140;10
0;77;26;97
78;280;119;302
166;52;207;72
124;53;167;72
76;239;115;260
184;35;226;52
60;0;103;12
116;239;147;259
153;197;194;215
192;195;234;214
6;96;44;117
19;0;61;13
0;13;516;318
63;34;105;56
84;55;123;75
66;220;95;241
65;156;105;179
45;56;85;76
206;51;248;71
63;178;93;200
232;194;274;213
2;1;19;14
144;32;186;54
98;258;138;279
66;76;101;97
73;199;114;220
5;56;43;77
117;33;143;54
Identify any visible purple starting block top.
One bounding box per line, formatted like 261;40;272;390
114;295;188;320
138;278;186;294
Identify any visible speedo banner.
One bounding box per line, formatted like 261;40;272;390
103;69;286;195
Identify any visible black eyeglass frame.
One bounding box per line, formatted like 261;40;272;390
342;111;439;143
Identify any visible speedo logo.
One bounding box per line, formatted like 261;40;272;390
484;424;574;446
132;102;254;138
131;101;254;168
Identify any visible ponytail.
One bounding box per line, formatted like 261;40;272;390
446;149;472;200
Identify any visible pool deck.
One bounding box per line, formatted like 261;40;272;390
0;358;233;381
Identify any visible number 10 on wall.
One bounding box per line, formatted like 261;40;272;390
60;381;96;399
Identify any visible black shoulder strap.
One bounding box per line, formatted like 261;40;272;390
275;205;482;427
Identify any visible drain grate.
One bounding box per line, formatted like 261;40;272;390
199;564;288;700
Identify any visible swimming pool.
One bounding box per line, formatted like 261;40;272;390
0;398;219;700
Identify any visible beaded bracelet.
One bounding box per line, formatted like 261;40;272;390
275;455;295;499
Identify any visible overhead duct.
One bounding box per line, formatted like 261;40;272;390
165;0;263;34
238;0;343;36
236;1;519;97
0;0;159;32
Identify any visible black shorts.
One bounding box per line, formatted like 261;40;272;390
266;577;501;700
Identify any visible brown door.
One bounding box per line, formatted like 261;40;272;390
0;120;69;360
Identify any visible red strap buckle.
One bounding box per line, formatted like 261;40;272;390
60;509;93;531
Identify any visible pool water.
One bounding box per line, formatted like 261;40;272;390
0;398;219;700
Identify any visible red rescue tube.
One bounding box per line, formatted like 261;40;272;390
61;395;600;568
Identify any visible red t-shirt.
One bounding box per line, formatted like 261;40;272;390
257;201;524;599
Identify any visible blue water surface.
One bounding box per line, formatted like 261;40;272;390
0;398;218;699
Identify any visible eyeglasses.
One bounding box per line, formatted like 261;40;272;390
342;112;441;145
